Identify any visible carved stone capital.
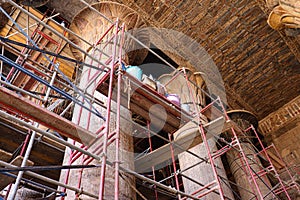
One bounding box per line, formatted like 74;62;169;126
267;0;300;30
69;2;150;65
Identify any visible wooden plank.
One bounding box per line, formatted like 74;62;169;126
98;81;177;133
0;114;65;151
135;117;233;172
0;156;33;191
0;149;12;163
97;74;191;133
127;73;190;123
267;151;285;169
0;86;96;145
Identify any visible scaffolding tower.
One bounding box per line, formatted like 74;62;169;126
0;1;299;200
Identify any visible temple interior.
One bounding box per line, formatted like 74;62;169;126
0;0;299;199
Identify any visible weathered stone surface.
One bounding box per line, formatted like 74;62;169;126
226;110;273;200
68;2;149;65
178;140;235;200
259;95;300;136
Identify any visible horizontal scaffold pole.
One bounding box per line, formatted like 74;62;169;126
0;54;106;121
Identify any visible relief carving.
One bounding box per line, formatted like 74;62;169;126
259;96;300;135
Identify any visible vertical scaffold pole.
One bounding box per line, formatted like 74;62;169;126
148;121;159;200
98;19;119;200
168;133;181;199
114;22;125;200
8;123;38;200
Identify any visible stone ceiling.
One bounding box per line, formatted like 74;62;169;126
44;0;300;119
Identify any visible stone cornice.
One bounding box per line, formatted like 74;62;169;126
259;95;300;137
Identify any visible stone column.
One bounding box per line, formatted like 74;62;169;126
267;0;300;30
167;70;234;199
226;110;272;200
59;2;149;199
177;141;235;200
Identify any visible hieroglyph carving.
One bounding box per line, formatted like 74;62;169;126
259;95;300;135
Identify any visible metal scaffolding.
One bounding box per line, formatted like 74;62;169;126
0;1;299;200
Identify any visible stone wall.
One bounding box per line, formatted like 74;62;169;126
259;95;300;199
259;95;300;167
273;125;300;171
